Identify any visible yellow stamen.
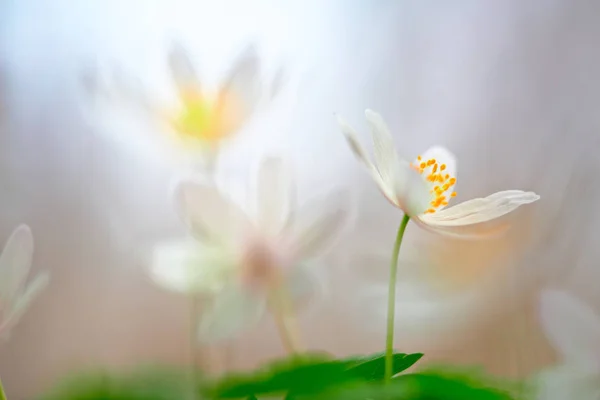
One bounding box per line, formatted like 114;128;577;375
414;155;457;213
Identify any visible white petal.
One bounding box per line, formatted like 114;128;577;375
198;285;266;342
285;262;325;312
290;189;352;259
535;366;600;400
0;225;34;303
214;45;261;132
255;156;294;235
336;114;394;198
168;41;201;97
412;217;509;240
173;179;251;246
420;190;540;227
150;239;234;295
364;109;399;188
539;289;600;367
0;272;49;336
393;162;432;217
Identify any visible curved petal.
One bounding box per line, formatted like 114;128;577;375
392;162;432;217
420;190;540;227
0;225;34;303
0;271;49;336
255;156;294;235
198;285;266;342
173;179;251;246
150;239;234;295
539;289;600;367
412;217;510;240
289;188;352;259
168;41;201;98
214;44;261;134
364;109;399;188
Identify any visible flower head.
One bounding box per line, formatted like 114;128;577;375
337;109;540;237
535;289;600;399
0;225;49;339
151;156;351;342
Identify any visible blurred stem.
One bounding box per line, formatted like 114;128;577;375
385;214;410;382
189;295;201;400
270;286;303;354
0;377;6;400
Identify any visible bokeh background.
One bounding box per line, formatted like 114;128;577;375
2;0;600;397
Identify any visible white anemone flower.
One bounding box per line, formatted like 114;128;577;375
337;109;540;237
535;289;600;400
151;156;351;344
0;225;49;339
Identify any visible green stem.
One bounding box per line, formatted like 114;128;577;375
385;214;410;382
0;376;7;400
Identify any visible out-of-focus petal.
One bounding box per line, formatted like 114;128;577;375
168;41;202;98
534;365;600;400
173;179;251;246
198;285;266;342
214;45;261;134
364;109;399;189
0;225;34;303
0;271;49;337
290;189;352;259
539;290;600;368
150;239;233;295
420;190;540;227
255;156;294;236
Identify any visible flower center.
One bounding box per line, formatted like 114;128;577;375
240;239;284;292
410;155;457;214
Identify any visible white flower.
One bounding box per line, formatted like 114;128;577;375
151;156;351;342
0;225;49;339
88;41;284;170
337;109;540;237
535;289;600;400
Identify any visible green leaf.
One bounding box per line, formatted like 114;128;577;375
38;366;190;400
297;372;519;400
204;352;351;398
343;352;423;380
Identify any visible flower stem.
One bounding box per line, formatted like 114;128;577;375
0;376;7;400
385;213;410;382
269;287;303;354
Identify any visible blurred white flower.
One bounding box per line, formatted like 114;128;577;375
337;109;540;237
150;156;351;343
0;225;49;339
88;41;284;170
535;289;600;400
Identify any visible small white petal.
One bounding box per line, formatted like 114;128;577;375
0;225;34;303
420;190;539;227
198;285;266;342
364;109;399;188
214;44;261;132
255;156;294;235
336;114;393;197
393;163;432;217
151;239;234;295
289;189;352;258
168;41;201;96
539;289;600;367
174;179;251;246
0;272;49;336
